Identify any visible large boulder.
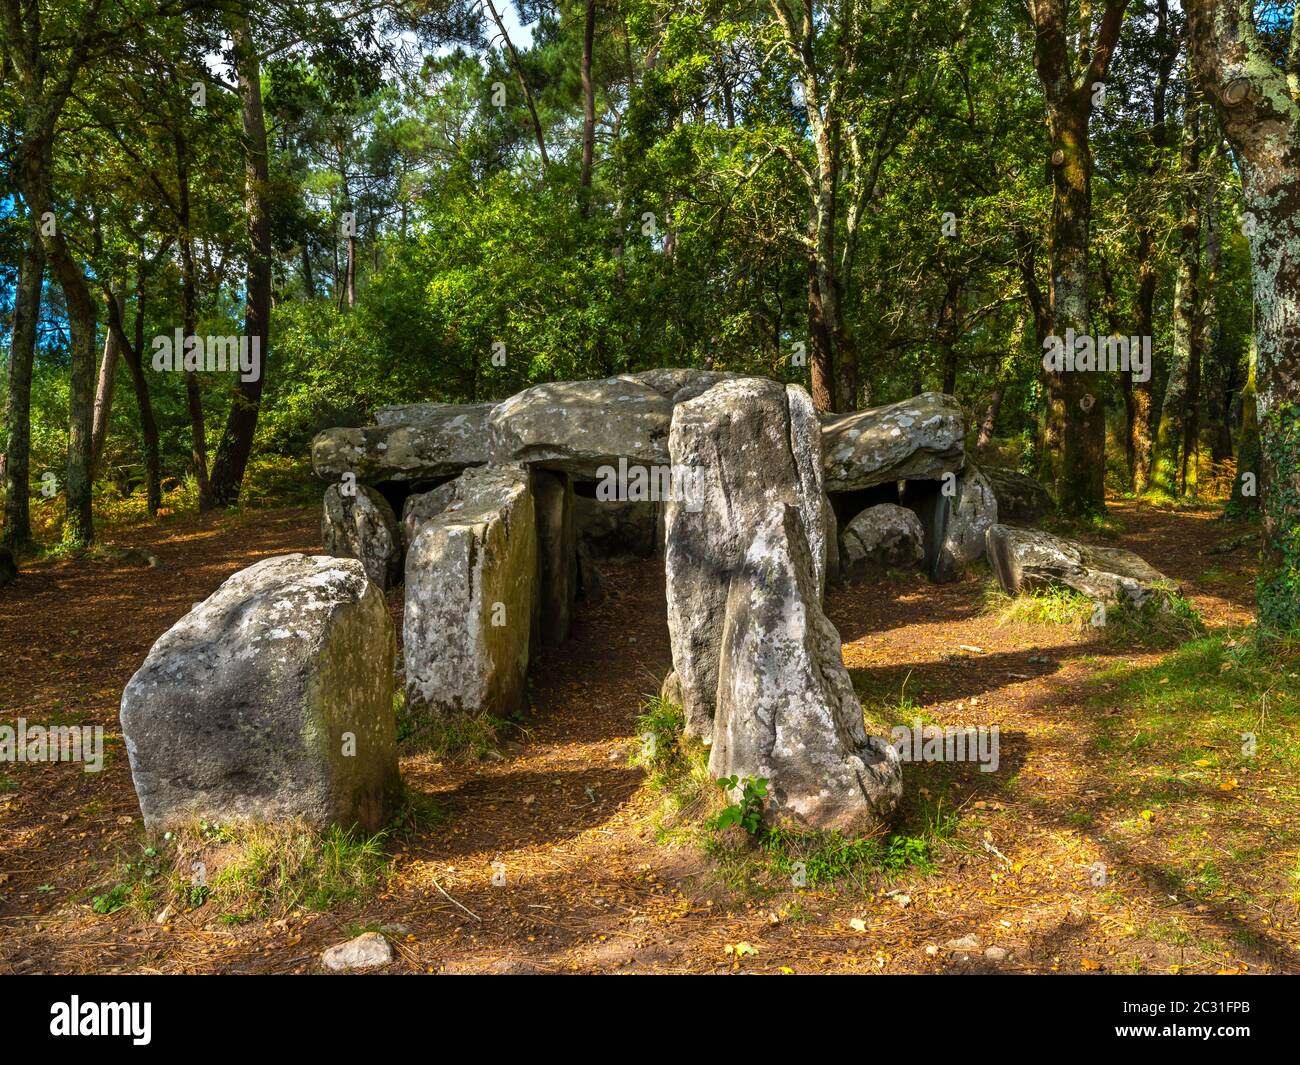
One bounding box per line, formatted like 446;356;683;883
404;465;536;717
710;504;902;833
933;464;998;582
119;555;400;834
532;469;576;647
321;483;402;590
821;392;965;493
311;403;492;483
982;466;1054;522
620;368;740;404
664;378;826;737
840;503;925;578
985;523;1176;605
488;376;674;478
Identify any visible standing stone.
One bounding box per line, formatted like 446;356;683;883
664;378;825;738
119;555;400;834
710;504;902;833
840;503;925;579
532;470;576;647
404;465;536;717
934;464;998;582
322;483;402;590
576;540;605;605
401;481;459;549
822;495;842;588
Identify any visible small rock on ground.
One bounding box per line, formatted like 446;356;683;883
322;932;392;971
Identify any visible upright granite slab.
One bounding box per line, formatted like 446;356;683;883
404;465;536;717
710;504;902;833
119;554;400;834
321;482;403;590
663;378;827;738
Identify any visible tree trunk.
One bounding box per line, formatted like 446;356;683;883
1028;0;1127;517
1188;0;1300;629
1230;330;1259;512
1152;84;1202;495
209;13;272;508
579;0;596;214
3;218;44;549
486;0;549;171
1184;165;1222;495
176;127;213;510
90;287;124;478
105;279;162;515
807;252;836;412
1129;0;1174;494
1051;105;1107;514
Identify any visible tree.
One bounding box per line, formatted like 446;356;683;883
1027;0;1129;516
1186;0;1300;630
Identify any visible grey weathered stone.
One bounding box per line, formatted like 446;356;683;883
532;469;576;647
982;466;1054;522
311;403;491;483
823;494;841;588
821;392;965;493
620;368;741;404
404;465;536;717
322;483;402;590
985;523;1176;605
322;931;392;971
934;464;998;582
660;669;683;709
710;503;902;833
572;493;659;559
840;503;925;578
120;554;400;834
488;375;675;478
374;400;495;429
664;377;826;738
576;540;605;604
400;481;459;549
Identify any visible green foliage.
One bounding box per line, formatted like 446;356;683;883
710;775;768;836
394;690;507;760
985;578;1205;649
1257;405;1300;635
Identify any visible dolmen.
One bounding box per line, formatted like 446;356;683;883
120;371;1033;839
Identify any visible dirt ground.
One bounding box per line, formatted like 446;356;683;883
1;498;1296;974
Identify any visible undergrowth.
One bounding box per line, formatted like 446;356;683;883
634;692;958;895
982;578;1205;649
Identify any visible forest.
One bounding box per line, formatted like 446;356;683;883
1;0;1299;987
